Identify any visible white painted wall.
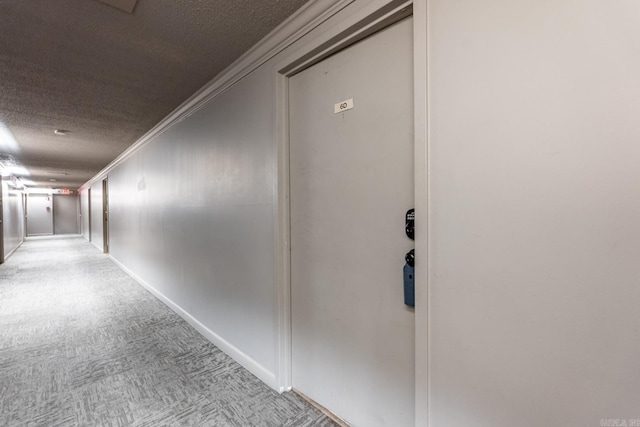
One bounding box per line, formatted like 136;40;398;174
2;181;24;260
108;65;279;382
427;0;640;425
90;181;103;251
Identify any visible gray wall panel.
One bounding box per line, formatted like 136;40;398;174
428;0;640;424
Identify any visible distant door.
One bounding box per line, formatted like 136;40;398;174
26;194;54;236
53;195;79;234
289;18;415;427
102;178;109;253
88;188;92;242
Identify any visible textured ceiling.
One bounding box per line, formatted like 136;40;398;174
0;0;308;190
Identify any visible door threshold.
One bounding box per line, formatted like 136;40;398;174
293;388;350;427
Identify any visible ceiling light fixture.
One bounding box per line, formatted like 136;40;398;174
0;163;30;177
0;123;19;151
50;179;57;182
54;129;70;136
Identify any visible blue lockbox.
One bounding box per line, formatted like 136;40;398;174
403;263;415;307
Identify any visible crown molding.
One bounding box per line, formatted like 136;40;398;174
80;0;354;191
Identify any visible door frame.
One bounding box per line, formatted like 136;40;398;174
273;0;428;424
88;188;92;242
77;194;80;234
102;178;109;253
51;194;56;235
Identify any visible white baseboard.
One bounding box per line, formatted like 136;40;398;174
108;255;278;390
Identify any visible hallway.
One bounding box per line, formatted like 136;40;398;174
0;236;335;427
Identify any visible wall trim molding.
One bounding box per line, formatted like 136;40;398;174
413;1;429;425
79;0;354;191
109;255;278;390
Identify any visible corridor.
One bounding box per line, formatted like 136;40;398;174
0;236;335;427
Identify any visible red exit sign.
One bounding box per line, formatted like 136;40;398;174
62;188;71;195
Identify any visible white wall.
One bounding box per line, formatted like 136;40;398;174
108;68;278;378
427;0;640;425
90;181;103;251
2;180;24;260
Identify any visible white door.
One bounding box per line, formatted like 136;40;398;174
27;194;54;236
102;178;109;253
289;17;415;427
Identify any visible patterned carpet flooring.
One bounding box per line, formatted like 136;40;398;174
0;236;336;427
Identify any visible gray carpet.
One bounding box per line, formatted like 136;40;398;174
0;236;335;427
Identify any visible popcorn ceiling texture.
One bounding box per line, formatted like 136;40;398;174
0;0;308;189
